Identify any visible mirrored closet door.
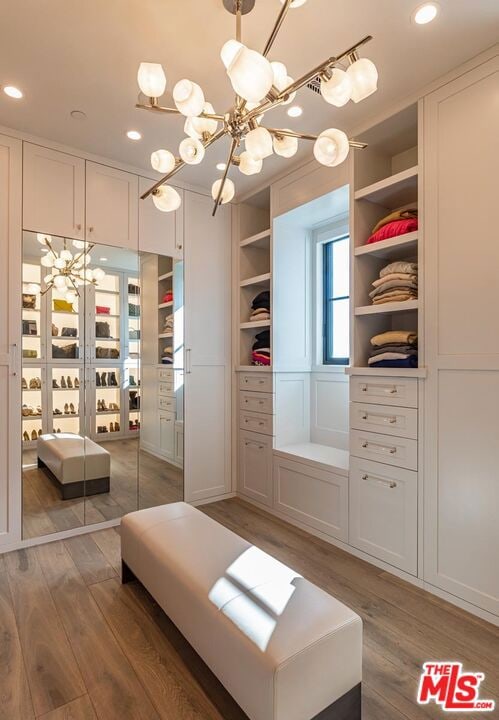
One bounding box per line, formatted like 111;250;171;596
21;231;184;539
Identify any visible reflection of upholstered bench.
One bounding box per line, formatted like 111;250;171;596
37;433;110;500
122;502;363;720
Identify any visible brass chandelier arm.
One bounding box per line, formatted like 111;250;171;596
265;127;368;149
141;127;227;200
212;136;238;216
263;0;293;57
246;35;373;123
136;103;225;122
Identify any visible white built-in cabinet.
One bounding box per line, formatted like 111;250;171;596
23;144;85;240
423;55;499;616
184;191;232;502
138;177;183;259
86;162;138;250
0;134;22;550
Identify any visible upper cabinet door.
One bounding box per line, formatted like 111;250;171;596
23;144;85;240
138;177;183;258
86;162;138;250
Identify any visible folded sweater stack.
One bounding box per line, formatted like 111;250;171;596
161;345;173;364
249;290;270;322
368;330;418;368
369;260;418;306
366;208;418;246
163;314;174;334
252;329;270;366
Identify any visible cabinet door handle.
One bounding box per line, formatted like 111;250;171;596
361;473;397;489
75;223;82;231
245;441;264;450
88;226;94;233
361;412;397;424
361;440;397;455
185;348;192;374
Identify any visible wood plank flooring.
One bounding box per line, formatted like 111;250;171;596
1;497;498;720
22;439;183;539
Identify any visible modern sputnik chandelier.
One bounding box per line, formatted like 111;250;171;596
136;0;377;216
27;234;106;302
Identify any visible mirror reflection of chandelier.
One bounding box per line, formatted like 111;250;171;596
137;0;376;216
26;234;106;303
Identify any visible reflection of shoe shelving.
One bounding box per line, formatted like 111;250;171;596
22;404;42;417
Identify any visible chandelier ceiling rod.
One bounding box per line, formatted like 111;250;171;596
263;0;293;57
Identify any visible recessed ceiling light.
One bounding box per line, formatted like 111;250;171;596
413;2;439;24
126;130;142;141
3;85;23;99
216;163;227;171
99;257;108;262
287;105;303;118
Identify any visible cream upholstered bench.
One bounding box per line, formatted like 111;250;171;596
121;502;362;720
37;433;110;500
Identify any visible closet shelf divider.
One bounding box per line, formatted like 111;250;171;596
354;300;419;316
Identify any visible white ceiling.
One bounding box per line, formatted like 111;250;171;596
1;0;498;197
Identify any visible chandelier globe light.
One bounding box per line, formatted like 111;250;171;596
152;185;182;212
151;149;176;174
173;79;205;116
179;137;206;165
273;131;298;158
137;0;376;216
238;151;263;175
313;128;350;167
320;68;353;107
33;234;105;300
346;56;378;102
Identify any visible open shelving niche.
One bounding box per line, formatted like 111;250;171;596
237;188;272;370
350;103;422;375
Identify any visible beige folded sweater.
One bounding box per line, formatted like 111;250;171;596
371;330;418;347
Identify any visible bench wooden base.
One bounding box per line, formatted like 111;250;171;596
121;561;362;720
38;458;110;500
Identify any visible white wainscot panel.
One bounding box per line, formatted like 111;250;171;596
274;373;310;447
274;456;348;542
310;373;349;451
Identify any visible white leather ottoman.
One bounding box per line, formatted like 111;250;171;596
121;502;362;720
37;433;110;500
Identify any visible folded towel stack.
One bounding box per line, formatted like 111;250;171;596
366;208;418;246
369;260;418;305
252;329;270;366
368;330;418;368
249;290;270;322
163;314;174;334
161;345;173;364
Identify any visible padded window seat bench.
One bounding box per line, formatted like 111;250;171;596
121;502;362;720
274;443;349;476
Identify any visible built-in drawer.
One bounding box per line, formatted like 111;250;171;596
157;367;173;381
350;402;418;440
273;455;348;542
351;429;418;471
349;457;417;575
239;409;274;436
239;390;273;415
239;430;273;507
350;376;418;408
239;372;273;393
158;381;174;397
159;395;176;412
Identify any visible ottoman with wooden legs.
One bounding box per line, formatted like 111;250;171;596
37;433;111;500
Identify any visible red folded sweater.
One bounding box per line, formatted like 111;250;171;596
366;218;418;245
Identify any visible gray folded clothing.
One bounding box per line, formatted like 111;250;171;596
370;343;418;357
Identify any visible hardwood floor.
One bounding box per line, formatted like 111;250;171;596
22;439;183;539
1;497;498;719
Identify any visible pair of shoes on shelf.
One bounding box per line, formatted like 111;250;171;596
60;376;73;389
22;404;42;417
22;430;40;442
63;403;76;415
129;420;140;431
22;377;28;389
109;421;120;432
109;402;119;411
23;430;29;442
31;429;38;441
97;399;108;412
53;407;63;415
97;425;109;433
52;428;61;433
97;371;117;387
28;377;41;389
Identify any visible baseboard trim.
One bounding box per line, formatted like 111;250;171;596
235;494;499;627
0;517;121;554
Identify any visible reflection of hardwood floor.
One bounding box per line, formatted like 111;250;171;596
1;498;498;720
22;438;183;540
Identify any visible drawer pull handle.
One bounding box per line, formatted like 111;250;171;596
361;440;397;455
245;441;264;450
360;384;398;395
361;474;397;489
361;412;397;424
